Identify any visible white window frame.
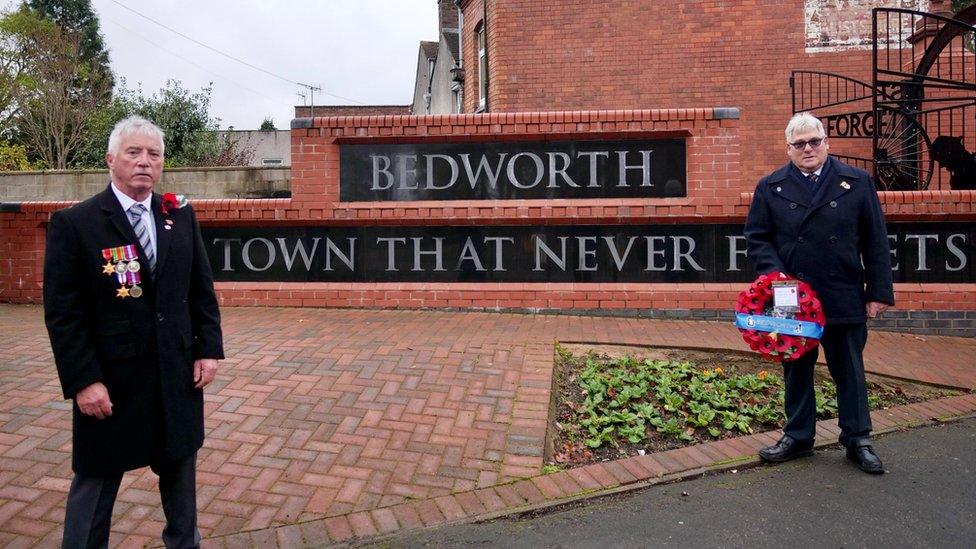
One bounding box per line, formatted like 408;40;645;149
477;24;487;110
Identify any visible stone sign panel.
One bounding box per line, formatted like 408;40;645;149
339;139;687;201
205;221;973;283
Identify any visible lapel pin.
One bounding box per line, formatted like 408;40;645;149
164;225;172;230
165;219;173;225
776;186;782;192
840;181;850;189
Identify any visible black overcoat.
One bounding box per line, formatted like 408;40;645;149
744;157;895;324
43;186;223;476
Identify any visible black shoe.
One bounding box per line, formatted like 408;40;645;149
846;444;885;474
759;435;814;463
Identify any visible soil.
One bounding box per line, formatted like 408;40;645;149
546;344;956;469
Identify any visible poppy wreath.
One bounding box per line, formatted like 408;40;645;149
734;271;826;362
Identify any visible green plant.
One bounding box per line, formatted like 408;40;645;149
0;140;31;170
815;383;839;417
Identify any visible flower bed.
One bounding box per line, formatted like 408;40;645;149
545;345;954;470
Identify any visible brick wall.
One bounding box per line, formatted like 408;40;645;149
454;0;942;185
2;109;974;336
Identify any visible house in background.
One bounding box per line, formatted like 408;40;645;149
226;129;292;166
411;0;462;114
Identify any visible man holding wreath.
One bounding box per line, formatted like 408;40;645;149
744;112;895;474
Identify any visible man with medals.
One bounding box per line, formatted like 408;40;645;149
43;116;223;547
744;112;895;474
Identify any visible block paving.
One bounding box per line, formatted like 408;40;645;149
0;304;973;547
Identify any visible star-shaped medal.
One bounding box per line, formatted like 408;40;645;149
116;286;130;299
103;262;116;275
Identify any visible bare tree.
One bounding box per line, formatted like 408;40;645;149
18;23;110;168
0;9;56;136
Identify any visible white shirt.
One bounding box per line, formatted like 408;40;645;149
110;182;157;257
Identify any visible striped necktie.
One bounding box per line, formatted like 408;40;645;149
127;203;156;272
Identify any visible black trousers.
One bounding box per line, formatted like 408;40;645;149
781;323;872;448
62;452;200;549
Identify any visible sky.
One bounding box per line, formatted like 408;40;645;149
74;0;439;130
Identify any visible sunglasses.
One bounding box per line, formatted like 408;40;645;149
788;138;825;150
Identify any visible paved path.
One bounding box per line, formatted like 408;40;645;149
365;417;976;549
0;305;973;547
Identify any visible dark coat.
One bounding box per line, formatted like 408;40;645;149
43;186;223;476
744;156;895;324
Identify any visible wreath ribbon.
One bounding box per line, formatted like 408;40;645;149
734;313;824;339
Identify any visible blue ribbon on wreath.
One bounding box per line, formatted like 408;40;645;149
734;313;824;340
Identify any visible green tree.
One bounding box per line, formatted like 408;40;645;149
15;12;111;168
135;80;220;165
26;0;112;90
0;139;31;170
0;8;58;136
72;80;253;168
259;117;276;131
70;80;138;167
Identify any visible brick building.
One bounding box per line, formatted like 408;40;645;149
448;0;942;183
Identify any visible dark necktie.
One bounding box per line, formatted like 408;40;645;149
806;173;820;194
128;203;156;272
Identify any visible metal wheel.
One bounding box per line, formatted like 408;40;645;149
873;106;934;191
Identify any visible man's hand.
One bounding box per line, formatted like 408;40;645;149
866;301;890;319
193;358;218;389
75;382;112;419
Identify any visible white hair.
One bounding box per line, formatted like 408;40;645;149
785;112;825;143
107;115;165;157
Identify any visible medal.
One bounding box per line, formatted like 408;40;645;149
840;181;850;189
102;245;141;296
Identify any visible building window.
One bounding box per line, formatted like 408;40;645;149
477;23;487;110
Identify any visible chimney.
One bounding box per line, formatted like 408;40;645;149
439;0;459;33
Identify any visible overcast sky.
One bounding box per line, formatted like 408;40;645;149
83;0;438;129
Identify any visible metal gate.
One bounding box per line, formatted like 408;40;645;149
792;7;976;191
